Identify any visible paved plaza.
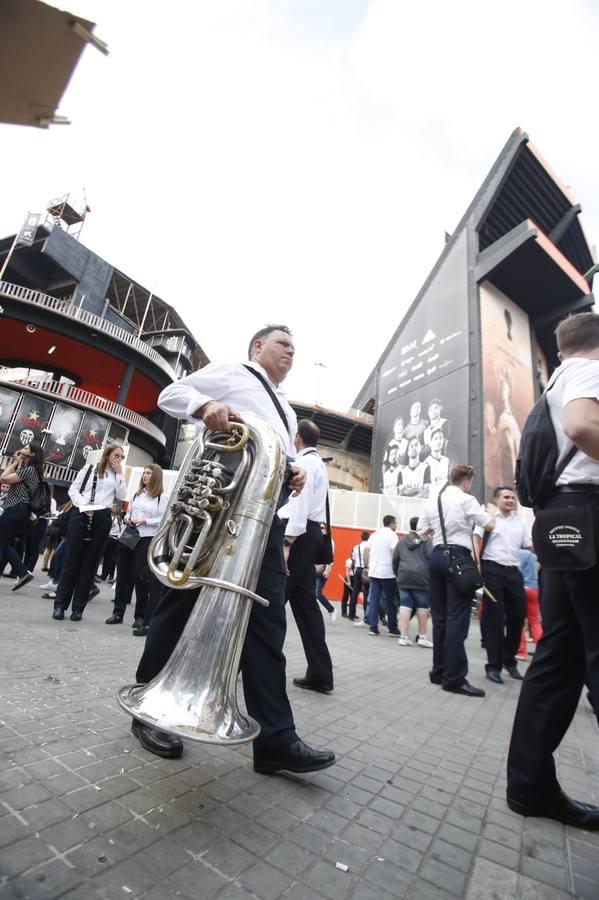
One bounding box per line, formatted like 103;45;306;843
0;580;598;900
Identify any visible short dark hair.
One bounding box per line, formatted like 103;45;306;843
409;516;419;530
494;485;515;498
247;324;293;360
556;313;599;356
361;531;369;541
383;514;396;528
297;418;319;447
449;464;475;486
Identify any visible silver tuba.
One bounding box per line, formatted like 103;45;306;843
117;412;286;745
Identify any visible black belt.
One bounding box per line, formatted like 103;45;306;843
554;485;599;495
482;559;519;571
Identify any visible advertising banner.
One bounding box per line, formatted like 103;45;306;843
4;394;54;455
0;387;21;452
480;281;535;503
44;403;84;467
372;366;469;497
71;412;109;470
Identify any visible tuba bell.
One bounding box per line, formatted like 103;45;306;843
117;412;286;745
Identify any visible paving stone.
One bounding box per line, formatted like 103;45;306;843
304;858;359;899
237;860;294;899
465;858;519;899
428;837;474;873
362;859;411;897
520;856;568;891
517;874;571;899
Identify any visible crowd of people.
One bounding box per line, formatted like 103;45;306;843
1;313;598;832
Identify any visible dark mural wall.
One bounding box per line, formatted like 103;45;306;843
372;231;471;495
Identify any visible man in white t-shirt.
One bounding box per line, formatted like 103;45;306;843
507;312;599;831
363;515;399;636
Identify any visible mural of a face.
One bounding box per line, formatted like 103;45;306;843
82;445;94;459
19;429;34;446
407;438;421;459
410;401;421;421
430;429;444;453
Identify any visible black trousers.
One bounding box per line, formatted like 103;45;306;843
54;509;111;613
113;537;161;623
0;502;30;578
507;493;599;801
286;520;333;686
429;544;473;688
481;560;526;672
23;517;48;573
136;516;297;755
349;567;369;619
101;537;120;580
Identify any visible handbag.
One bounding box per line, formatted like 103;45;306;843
532;503;597;571
119;524;141;551
437;483;483;596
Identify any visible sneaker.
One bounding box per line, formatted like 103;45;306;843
387;630;400;637
40;580;58;591
417;636;434;648
398;635;413;647
329;608;338;624
353;620;365;627
368;628;379;636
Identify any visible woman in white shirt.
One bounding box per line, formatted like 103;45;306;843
419;464;494;697
52;445;127;622
106;464;168;635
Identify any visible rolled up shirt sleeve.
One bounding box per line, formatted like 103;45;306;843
158;363;234;422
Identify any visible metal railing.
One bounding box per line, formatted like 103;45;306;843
0;374;166;445
0;453;80;484
0;280;176;380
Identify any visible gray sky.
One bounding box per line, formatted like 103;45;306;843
1;0;598;411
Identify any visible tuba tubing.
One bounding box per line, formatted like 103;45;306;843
117;412;286;745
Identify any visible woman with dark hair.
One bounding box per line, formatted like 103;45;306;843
52;444;127;622
106;464;168;634
0;440;44;591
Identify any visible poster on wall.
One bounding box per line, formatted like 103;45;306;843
378;230;469;406
44;404;84;467
71;413;109;470
0;387;21;452
372;366;469;497
480;281;535;504
4;395;54;456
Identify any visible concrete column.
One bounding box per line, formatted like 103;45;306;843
116;362;134;407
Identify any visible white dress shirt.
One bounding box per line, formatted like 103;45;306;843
475;512;532;566
351;540;368;569
366;527;398;579
126;489;170;538
158;360;297;457
279;447;328;538
547;357;599;486
109;515;124;539
69;464;127;510
419;484;491;550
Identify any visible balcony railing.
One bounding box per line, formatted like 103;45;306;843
0;374;166;445
0;280;176;380
0;453;81;485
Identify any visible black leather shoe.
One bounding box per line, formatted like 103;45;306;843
52;607;64;620
504;664;523;680
507;791;599;830
293;677;333;694
254;739;335;774
105;614;123;624
132;617;144;629
131;719;183;759
133;625;149;637
486;671;504;684
429;672;443;685
70;611;82;621
443;681;485;697
12;572;33;592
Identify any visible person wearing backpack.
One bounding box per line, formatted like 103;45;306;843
105;464;168;634
0;441;45;591
507;312;599;831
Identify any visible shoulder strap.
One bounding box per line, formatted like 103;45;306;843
81;464;94;494
545;368;579;481
436;482;450;557
242;365;291;438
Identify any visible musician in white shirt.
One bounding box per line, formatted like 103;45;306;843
52;445;127;622
106;465;169;634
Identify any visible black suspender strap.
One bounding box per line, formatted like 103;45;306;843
436;482;451;559
242;365;291;438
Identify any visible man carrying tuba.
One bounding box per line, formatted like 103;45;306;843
130;324;336;775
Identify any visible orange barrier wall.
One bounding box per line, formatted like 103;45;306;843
325;526;405;602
